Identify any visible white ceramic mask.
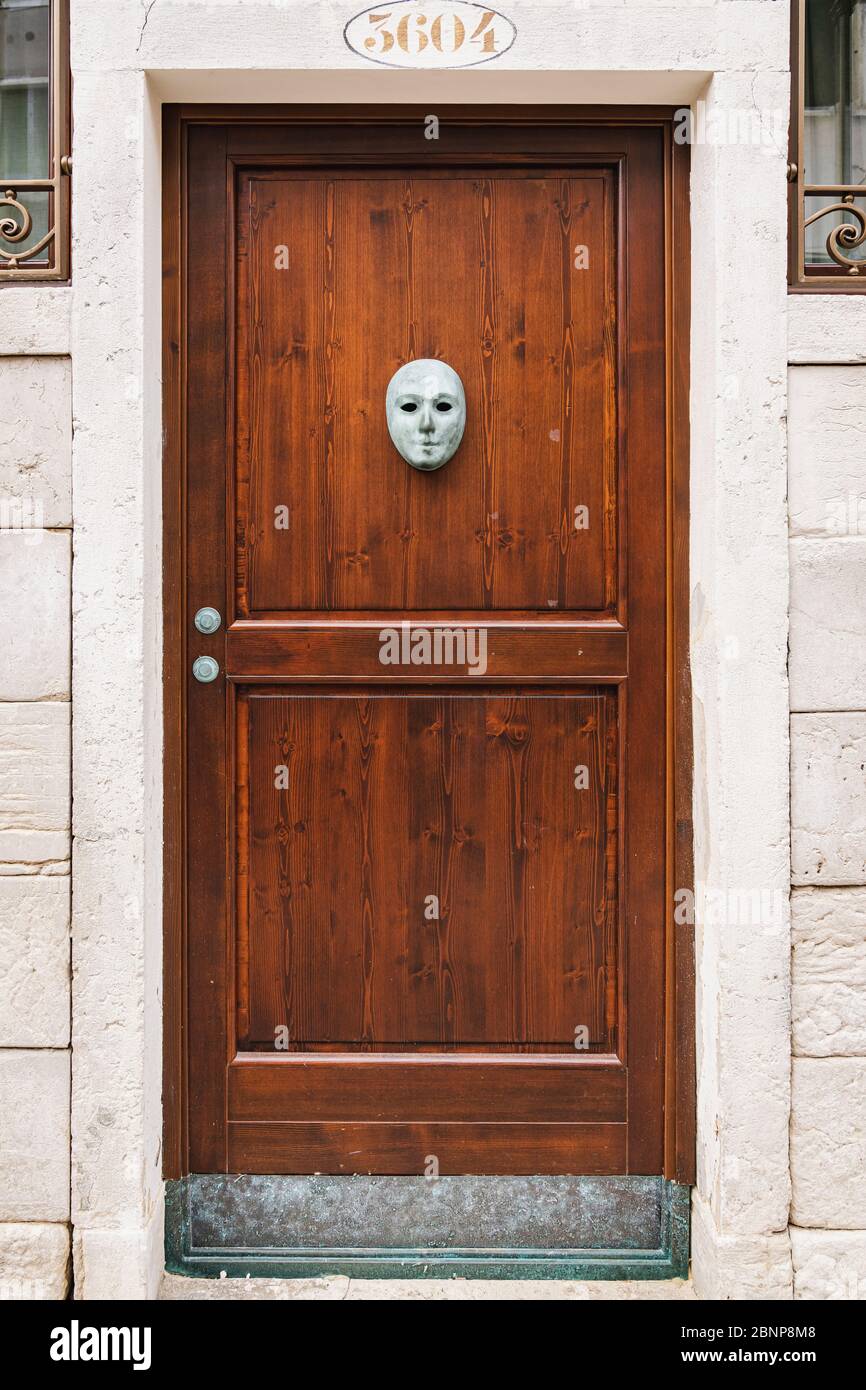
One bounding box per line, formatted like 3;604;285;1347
385;359;466;471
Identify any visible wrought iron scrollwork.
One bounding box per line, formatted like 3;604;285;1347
0;188;57;270
804;192;866;274
0;191;32;245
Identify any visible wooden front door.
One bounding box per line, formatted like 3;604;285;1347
165;109;693;1182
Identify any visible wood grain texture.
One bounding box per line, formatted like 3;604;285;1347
668;133;696;1185
162;107;185;1181
185;124;230;1173
235;171;614;615
227;1121;626;1176
166;110;693;1182
226;622;627;682
601;125;667;1177
228;1057;626;1123
237;689;617;1052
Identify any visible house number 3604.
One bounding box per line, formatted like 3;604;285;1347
344;3;517;68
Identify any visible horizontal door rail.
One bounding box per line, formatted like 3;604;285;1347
225;622;628;683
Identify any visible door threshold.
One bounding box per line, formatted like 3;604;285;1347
166;1175;689;1281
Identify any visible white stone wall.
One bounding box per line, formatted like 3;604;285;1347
789;352;866;1299
0;332;72;1298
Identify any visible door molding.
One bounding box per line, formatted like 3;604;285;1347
161;105;694;1187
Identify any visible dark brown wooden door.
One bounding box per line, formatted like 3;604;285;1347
173;111;689;1179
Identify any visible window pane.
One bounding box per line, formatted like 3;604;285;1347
804;0;866;184
804;0;866;267
0;0;50;180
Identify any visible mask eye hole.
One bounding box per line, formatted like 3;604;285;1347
435;401;453;413
400;402;418;413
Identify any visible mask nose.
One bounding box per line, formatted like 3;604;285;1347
418;401;436;434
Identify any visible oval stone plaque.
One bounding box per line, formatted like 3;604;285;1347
344;2;516;69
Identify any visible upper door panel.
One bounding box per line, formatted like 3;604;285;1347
234;169;617;614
